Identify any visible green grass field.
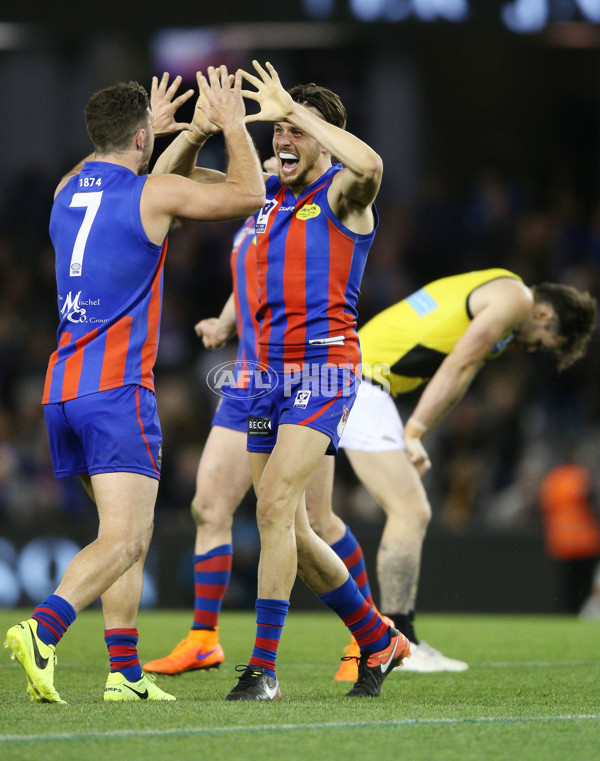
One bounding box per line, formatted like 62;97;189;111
0;610;598;761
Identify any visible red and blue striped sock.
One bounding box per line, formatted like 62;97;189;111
248;598;290;678
330;525;374;608
104;627;143;682
318;576;391;653
32;594;76;647
192;544;233;631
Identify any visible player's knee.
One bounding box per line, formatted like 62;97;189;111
386;492;432;535
190;494;232;531
256;493;294;534
190;493;209;526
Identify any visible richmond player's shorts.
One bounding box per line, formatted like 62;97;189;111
246;366;359;455
44;384;162;480
339;379;407;452
211;385;250;433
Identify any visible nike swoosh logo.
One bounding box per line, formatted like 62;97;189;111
263;680;280;700
379;638;400;675
123;684;149;699
27;622;49;669
196;647;218;662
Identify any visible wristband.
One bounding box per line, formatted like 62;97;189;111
406;417;428;434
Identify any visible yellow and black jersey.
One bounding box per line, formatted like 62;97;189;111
360;269;523;397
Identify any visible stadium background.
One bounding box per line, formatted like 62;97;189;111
1;1;599;614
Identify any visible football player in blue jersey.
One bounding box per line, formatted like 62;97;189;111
5;67;265;704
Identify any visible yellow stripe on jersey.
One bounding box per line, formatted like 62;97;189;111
359;269;523;397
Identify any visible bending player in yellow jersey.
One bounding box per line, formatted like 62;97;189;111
307;269;596;677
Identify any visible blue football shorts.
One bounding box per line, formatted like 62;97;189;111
43;384;162;480
211;385;250;433
246;366;359;455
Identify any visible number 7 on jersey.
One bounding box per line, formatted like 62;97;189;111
69;191;103;277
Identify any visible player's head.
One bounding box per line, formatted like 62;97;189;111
288;83;347;130
84;81;153;172
523;283;596;370
272;83;347;189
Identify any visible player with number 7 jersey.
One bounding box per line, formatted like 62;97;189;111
43;163;165;404
3;72;265;706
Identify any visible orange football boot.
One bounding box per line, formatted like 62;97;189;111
334;613;395;682
143;628;224;675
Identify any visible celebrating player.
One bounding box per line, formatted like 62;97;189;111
4;68;264;704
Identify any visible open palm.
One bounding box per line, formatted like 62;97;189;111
240;60;295;124
151;72;194;137
195;65;246;133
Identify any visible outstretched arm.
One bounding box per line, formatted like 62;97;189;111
241;60;382;209
404;280;533;475
141;66;265;243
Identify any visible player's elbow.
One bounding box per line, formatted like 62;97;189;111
368;151;384;183
357;150;383;185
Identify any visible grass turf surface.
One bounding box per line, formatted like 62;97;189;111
0;610;598;761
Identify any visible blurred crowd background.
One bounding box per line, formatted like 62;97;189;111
1;1;600;613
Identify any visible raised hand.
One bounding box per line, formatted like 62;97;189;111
195;66;246;133
240;60;296;124
191;71;222;138
151;73;194;137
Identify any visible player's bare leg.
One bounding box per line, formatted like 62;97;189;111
295;492;349;593
344;448;429;616
252;424;330;600
55;472;158;611
226;426;408;700
345;448;468;672
144;426;251;675
191;426;252;554
6;472;162;703
305;454;347;544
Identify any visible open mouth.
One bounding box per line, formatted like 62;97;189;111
279;152;299;175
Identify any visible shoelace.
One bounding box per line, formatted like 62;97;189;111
233;664;264;680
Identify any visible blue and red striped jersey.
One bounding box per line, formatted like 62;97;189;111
43;161;166;404
253;164;377;369
231;217;259;385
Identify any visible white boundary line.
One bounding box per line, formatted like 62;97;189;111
1;714;599;744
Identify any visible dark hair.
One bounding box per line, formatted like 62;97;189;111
533;283;597;370
288;83;347;129
84;81;150;154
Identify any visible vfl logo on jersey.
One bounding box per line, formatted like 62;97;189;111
255;200;278;234
60;291;87;323
337;405;350;437
296;204;321;221
293;389;312;409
